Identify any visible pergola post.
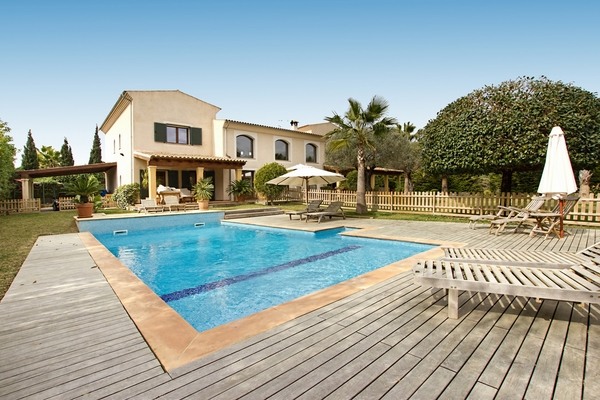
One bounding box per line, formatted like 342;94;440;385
196;167;205;182
21;177;32;200
148;165;157;200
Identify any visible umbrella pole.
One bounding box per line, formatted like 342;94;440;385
559;199;565;238
305;178;309;205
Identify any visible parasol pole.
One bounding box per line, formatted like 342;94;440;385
559;198;565;238
305;177;309;205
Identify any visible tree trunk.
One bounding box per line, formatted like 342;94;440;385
403;172;413;193
356;148;368;214
579;169;591;197
500;170;513;194
441;176;448;193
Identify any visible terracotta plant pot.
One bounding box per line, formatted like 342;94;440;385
76;203;94;218
197;200;209;210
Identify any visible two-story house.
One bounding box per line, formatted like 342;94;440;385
100;90;328;201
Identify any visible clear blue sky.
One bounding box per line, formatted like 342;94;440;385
2;0;599;165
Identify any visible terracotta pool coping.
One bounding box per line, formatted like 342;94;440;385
80;226;462;372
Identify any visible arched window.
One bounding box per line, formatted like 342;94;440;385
236;135;254;158
306;143;317;163
275;139;289;161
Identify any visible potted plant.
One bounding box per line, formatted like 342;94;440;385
65;175;102;218
227;179;254;202
192;177;214;210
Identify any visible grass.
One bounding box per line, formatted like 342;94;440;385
0;203;468;301
0;211;79;300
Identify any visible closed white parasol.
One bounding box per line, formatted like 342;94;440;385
537;126;577;237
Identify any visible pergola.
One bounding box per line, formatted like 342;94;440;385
16;163;117;199
134;152;247;200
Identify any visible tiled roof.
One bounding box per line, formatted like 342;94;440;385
134;152;246;164
224;119;323;136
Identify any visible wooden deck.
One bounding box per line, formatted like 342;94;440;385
0;217;598;399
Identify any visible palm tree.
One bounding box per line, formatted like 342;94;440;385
37;145;61;168
397;122;419;192
326;96;397;213
399;122;416;139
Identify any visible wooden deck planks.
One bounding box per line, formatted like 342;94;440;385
1;219;599;399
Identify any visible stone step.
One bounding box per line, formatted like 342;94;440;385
223;208;284;219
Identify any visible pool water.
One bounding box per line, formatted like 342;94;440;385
95;222;433;332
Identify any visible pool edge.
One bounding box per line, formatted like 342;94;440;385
80;230;454;372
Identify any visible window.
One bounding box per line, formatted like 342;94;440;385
166;126;189;144
306;143;317;163
275;140;289;161
236;135;254;158
154;123;202;145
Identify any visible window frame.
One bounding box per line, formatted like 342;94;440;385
275;139;289;161
236;135;254;158
166;125;190;145
305;143;318;163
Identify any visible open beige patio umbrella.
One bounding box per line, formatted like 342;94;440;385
267;164;345;204
537;126;577;237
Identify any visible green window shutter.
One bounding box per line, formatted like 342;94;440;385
190;127;202;145
154;123;167;142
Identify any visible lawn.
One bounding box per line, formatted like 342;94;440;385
0;211;79;300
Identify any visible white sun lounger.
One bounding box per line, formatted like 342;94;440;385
414;242;600;318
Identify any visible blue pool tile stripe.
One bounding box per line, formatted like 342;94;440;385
160;245;361;303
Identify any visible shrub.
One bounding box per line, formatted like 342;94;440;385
112;183;140;209
254;162;287;204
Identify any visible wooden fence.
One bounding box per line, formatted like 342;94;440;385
307;190;600;226
58;195;117;210
0;199;41;214
3;192;600;226
0;195;117;214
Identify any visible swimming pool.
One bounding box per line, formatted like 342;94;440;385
93;221;433;332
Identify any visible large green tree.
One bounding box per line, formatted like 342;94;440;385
325;96;397;213
88;125;102;164
60;137;75;166
419;76;600;193
21;129;39;170
0;119;16;199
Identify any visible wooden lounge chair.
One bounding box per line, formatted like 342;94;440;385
284;199;323;220
414;241;600;318
468;207;506;229
179;188;195;203
413;258;600;319
138;198;165;213
164;195;185;212
305;201;345;223
488;196;547;235
470;195;547;230
528;195;579;238
441;246;584;268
